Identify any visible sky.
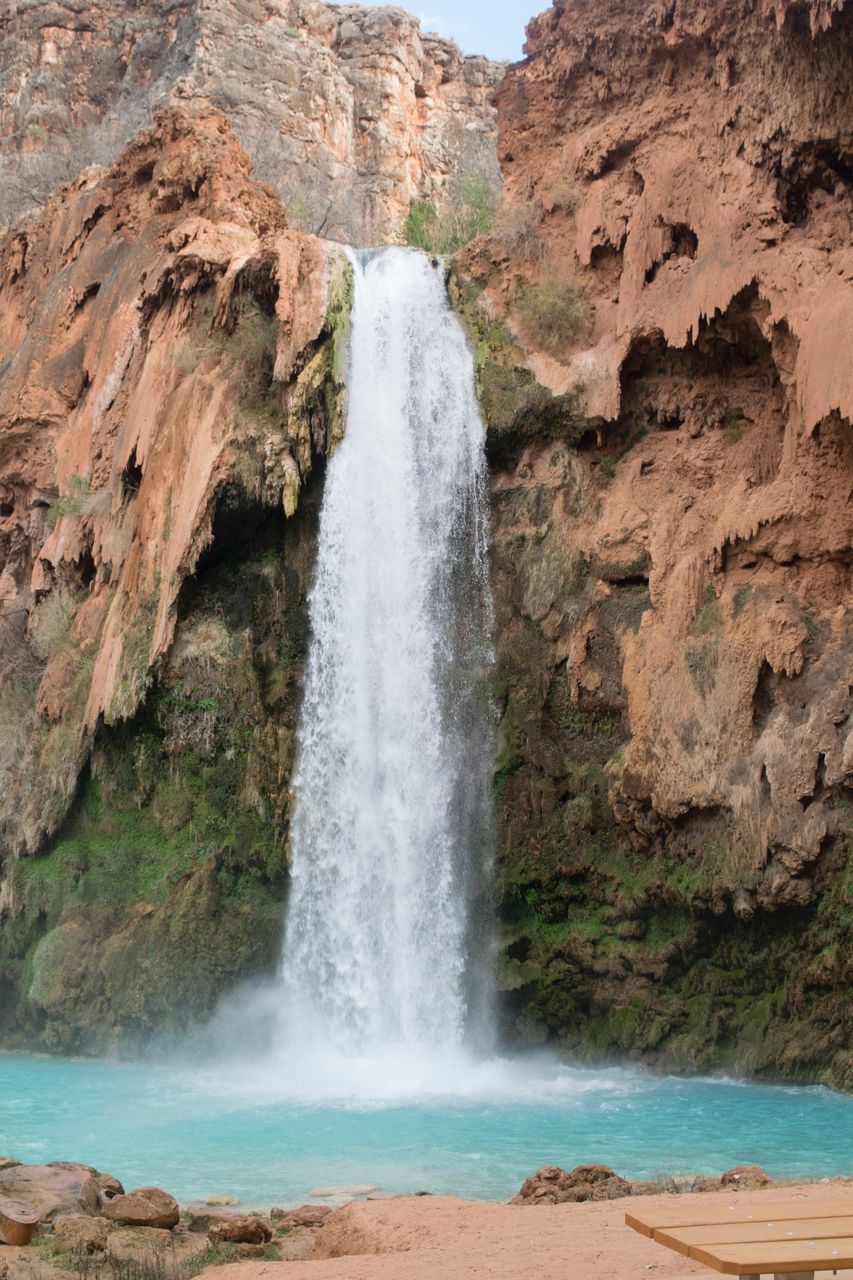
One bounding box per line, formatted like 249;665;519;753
329;0;543;62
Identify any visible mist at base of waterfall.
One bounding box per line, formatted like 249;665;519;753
2;1050;851;1208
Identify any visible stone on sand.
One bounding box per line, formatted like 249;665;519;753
103;1188;180;1230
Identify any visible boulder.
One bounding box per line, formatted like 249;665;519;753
0;1164;103;1219
52;1214;111;1254
0;1198;41;1246
270;1205;333;1229
98;1175;125;1202
208;1214;272;1245
106;1227;174;1262
103;1188;179;1230
511;1164;633;1205
721;1165;772;1187
185;1207;240;1234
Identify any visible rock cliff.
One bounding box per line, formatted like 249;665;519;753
0;0;850;1087
0;0;501;244
0;103;347;1047
456;0;852;1086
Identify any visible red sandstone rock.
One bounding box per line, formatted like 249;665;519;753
270;1205;333;1228
103;1187;180;1230
0;1164;102;1219
0;0;501;244
52;1214;111;1253
721;1165;773;1187
207;1214;273;1245
0;104;334;858
98;1175;125;1201
511;1165;633;1205
186;1207;242;1234
466;0;853;930
106;1226;176;1261
276;1228;317;1261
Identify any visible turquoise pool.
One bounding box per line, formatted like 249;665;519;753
1;1050;850;1206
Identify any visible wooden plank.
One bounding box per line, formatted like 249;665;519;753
657;1215;853;1257
625;1199;853;1239
668;1273;853;1279
689;1235;853;1276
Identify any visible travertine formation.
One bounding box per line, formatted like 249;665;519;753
0;0;501;243
0;0;849;1083
0;103;341;861
459;0;852;1084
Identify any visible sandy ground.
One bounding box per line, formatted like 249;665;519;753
202;1183;852;1280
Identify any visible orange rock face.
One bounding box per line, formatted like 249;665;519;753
460;0;851;1083
0;104;340;856
0;0;502;244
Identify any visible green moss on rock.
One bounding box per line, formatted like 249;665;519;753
447;267;589;464
0;489;320;1054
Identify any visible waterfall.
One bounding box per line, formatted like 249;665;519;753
279;247;494;1063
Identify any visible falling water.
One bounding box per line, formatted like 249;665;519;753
279;247;494;1063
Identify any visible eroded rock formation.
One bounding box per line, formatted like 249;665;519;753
0;0;501;243
0;0;849;1088
0;103;346;1046
457;0;852;1086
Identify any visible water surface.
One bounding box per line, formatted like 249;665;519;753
2;1052;850;1206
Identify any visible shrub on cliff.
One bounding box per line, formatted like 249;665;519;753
404;171;496;254
491;199;544;263
516;275;588;360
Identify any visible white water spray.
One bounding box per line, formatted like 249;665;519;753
278;247;494;1065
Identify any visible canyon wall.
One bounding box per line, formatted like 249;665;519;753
0;0;501;244
456;0;851;1086
0;0;850;1086
0;103;347;1047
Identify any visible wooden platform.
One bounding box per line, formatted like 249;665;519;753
626;1200;853;1239
627;1197;853;1279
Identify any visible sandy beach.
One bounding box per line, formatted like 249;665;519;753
203;1183;853;1280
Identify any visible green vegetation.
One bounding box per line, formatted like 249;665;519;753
284;188;313;232
685;645;716;694
491;200;543;263
690;584;722;635
446;268;586;463
210;295;277;384
722;410;745;444
732;583;752;618
543;173;581;214
47;474;110;528
44;1241;266;1280
30;587;81;658
170;289;283;434
515;275;588;359
488;482;851;1089
404;172;496;254
597;455;616;485
0;523;316;1053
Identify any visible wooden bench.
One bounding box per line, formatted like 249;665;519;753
626;1197;853;1279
